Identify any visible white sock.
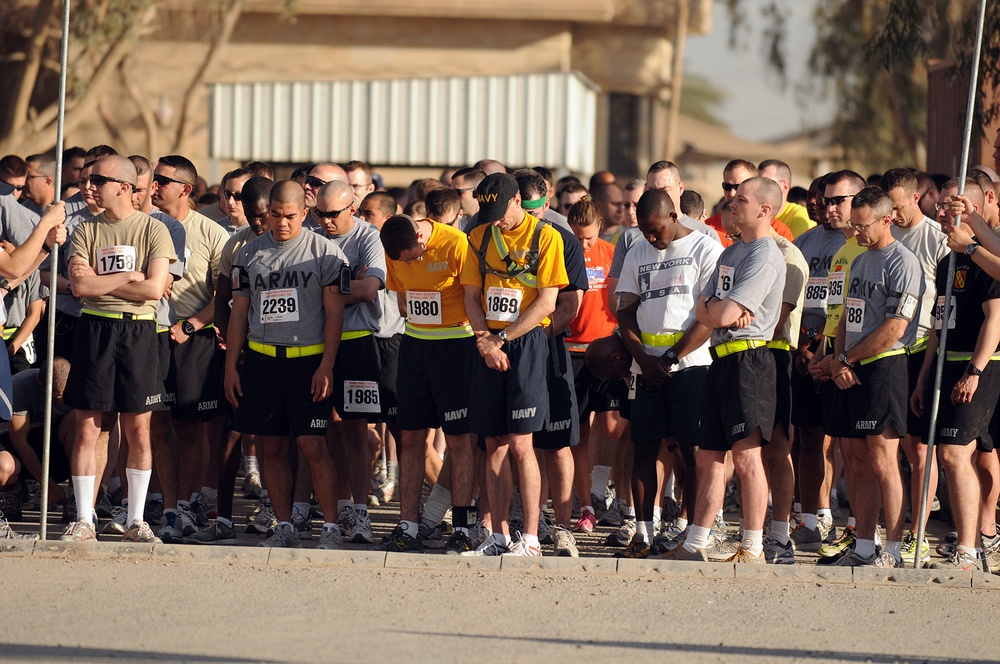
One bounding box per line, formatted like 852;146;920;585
847;516;856;529
322;522;336;531
652;506;662;525
72;475;96;524
201;486;218;503
422;484;452;525
189;492;203;504
216;516;233;528
148;492;163;501
817;507;832;520
684;525;712;551
636;521;652;543
496;531;512;546
855;538;876;559
624;505;636;518
337;499;353;514
400;520;419;536
386;460;399;482
582;505;595;516
664;472;676;501
522;533;540;549
770;520;790;546
244;455;259;474
590;465;611;498
744;529;763;556
675;517;688;531
125;468;151;526
802;513;818;530
293;502;310;519
792;502;801;515
885;540;902;560
353;504;368;517
716;508;724;522
958;544;976;557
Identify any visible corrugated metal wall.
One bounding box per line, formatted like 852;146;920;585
210;73;598;173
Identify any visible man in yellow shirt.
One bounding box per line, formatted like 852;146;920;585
460;173;568;557
760;159;817;238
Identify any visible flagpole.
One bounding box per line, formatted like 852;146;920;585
40;0;72;541
912;0;987;568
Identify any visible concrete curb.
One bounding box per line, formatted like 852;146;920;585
2;541;996;589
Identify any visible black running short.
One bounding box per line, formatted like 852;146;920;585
396;334;474;435
332;334;382;421
234;348;331;437
923;359;1000;453
166;327;224;420
699;347;776;452
534;335;580;450
468;327;549;437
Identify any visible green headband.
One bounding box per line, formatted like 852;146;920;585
521;197;546;210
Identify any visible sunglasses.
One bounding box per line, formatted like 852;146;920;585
314;203;352;219
223;190;243;201
5;183;24;192
153;174;190;187
89;173;134;188
453;187;475;194
721;182;742;193
304;175;328;189
823;194;855;207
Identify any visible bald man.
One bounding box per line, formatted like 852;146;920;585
226;180;350;549
63;155;176;543
303;162;349;234
314;181;388;546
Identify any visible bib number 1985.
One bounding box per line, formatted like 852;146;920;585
344;380;380;413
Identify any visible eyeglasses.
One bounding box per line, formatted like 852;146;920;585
4;183;24;192
89;173;134;189
314;203;352;219
453;187;475;195
823;194;855;207
26;173;47;180
350;181;373;190
847;218;881;231
153;174;190;187
223;190;243;201
304;175;328;189
721;182;742;193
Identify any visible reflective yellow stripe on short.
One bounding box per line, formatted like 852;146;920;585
2;327;17;341
906;336;929;354
341;330;373;341
248;340;325;358
944;351;1000;362
766;340;791;351
82;308;155;321
404;322;474;341
710;339;767;360
640;332;683;347
858;347;906;366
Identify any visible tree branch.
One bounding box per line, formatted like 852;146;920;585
119;59;160;157
172;0;244;153
3;0;58;139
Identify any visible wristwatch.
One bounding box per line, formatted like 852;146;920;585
181;320;196;336
664;348;680;366
966;363;983;377
0;278;11;291
497;330;508;344
838;352;854;369
967;243;980;256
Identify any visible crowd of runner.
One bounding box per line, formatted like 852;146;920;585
1;135;1000;570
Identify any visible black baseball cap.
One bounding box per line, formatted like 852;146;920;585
475;173;519;225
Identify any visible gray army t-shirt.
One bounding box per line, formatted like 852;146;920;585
326;220;386;334
793;224;847;332
703;236;786;345
233;229;348;346
890;216;949;341
843;240;923;352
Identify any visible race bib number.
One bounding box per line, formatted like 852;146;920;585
934;295;956;330
845;297;865;333
260;288;299;324
344;380;380;413
804;276;828;310
22;336;36;365
717;265;734;297
827;272;846;306
406;291;442;325
97;245;137;274
486;287;521;323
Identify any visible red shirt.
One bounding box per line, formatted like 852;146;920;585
566;238;618;346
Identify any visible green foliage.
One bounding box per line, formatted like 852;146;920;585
723;0;1000;170
680;74;729;127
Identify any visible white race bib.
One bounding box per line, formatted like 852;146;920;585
406;291;442;325
485;287;522;323
260;288;299;324
935;295;956;330
845;297;865;333
827;271;846;306
804;276;828;310
22;336;35;365
344;380;380;413
97;245;137;274
717;265;734;297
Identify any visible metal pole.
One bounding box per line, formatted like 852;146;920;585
40;0;71;541
913;0;987;568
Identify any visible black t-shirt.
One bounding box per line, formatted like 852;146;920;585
934;249;1000;353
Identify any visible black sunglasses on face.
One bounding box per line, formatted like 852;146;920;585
314;204;352;219
153;174;190;187
305;175;328;189
89;174;134;189
721;182;742;193
223;190;243;201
